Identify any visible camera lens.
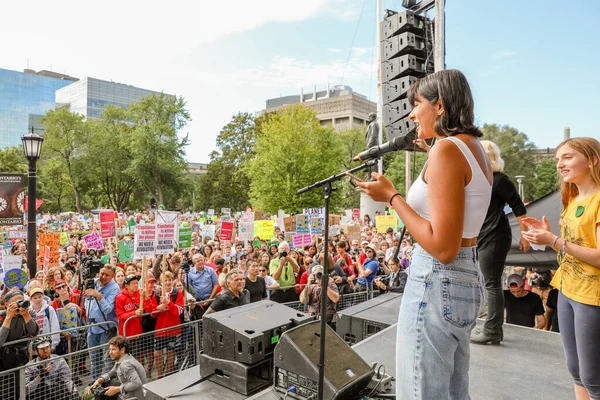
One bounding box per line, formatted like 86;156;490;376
315;272;323;280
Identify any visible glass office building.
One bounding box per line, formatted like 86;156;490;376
56;77;173;120
0;68;76;148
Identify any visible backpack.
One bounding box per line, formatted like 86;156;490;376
155;288;185;324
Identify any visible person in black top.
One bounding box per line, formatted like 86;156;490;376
471;141;530;345
244;261;267;303
204;269;250;315
503;274;546;329
375;258;407;293
544;287;560;332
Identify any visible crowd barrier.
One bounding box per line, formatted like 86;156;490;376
0;287;381;399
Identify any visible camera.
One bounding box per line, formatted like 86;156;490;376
279;251;288;258
378;257;384;263
80;250;104;293
16;300;30;309
315;272;323;280
180;253;193;273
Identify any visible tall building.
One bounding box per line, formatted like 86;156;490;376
261;84;377;130
0;68;78;148
56;77;174;120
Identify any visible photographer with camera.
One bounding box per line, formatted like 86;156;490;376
25;336;78;400
0;290;39;369
299;265;339;326
86;264;120;382
375;258;407;293
269;242;300;303
88;336;147;400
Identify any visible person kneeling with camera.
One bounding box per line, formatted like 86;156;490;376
25;336;78;400
87;336;147;400
299;265;340;327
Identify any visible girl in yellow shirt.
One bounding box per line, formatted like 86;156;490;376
523;137;600;400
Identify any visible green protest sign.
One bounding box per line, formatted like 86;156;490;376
178;227;192;249
118;240;135;262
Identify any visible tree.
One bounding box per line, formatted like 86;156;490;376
337;127;367;209
126;93;191;207
38;157;75;213
534;157;559;200
197;112;257;211
481;124;537;202
0;147;27;174
41;108;89;213
385;150;428;197
246;105;344;213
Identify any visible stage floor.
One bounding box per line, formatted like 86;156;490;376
145;320;574;399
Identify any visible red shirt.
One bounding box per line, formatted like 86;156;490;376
116;290;153;337
149;289;184;337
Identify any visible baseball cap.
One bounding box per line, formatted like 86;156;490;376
124;274;141;285
29;287;44;297
366;243;377;252
147;272;157;283
507;274;524;288
361;240;369;246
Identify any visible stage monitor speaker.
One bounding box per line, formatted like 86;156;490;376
273;321;374;400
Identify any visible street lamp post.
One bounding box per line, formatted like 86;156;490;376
22;127;44;279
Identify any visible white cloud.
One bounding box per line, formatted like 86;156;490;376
328;48;344;53
492;50;516;60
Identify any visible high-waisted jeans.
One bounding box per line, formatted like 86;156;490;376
396;244;485;400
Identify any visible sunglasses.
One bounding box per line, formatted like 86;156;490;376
366;250;374;253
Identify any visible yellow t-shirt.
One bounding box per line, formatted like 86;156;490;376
550;190;600;306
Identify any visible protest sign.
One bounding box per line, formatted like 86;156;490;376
292;234;312;248
156;210;180;241
340;216;351;226
328;215;340;226
4;269;27;289
43;245;50;272
99;211;116;238
303;208;325;218
285;232;294;244
156;223;176;255
347;226;361;242
202;225;215;240
8;230;27;239
0;174;25;226
83;231;104;250
389;209;405;228
296;215;309;233
134;225;156;259
59;232;69;246
376;215;398;233
253;220;274;240
241;212;255;222
353;209;360;220
192;223;202;234
310;217;324;235
178;227;192;249
221;208;231;217
330;225;341;236
283;216;296;233
37;233;61;267
118;240;135;262
0;232;9;245
207;209;215;216
254;210;264;220
220;221;234;241
57;308;78;330
2;255;22;272
238;221;254;241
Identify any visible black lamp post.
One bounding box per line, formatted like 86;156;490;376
21;127;44;279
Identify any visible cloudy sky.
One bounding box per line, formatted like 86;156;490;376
2;0;598;163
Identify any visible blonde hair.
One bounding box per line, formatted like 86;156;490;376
557;137;600;209
481;140;504;173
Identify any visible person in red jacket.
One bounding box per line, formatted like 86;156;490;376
149;271;184;377
115;275;152;362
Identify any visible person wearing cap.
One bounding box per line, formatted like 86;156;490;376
29;287;61;351
50;280;85;359
503;274;546;330
269;242;301;303
355;243;379;292
0;290;39;371
25;336;78;399
300;265;339;326
116;275;152;347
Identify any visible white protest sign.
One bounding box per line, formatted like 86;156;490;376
207;209;215;216
8;231;27;239
155;210;180;242
303;208;325;218
156;223;176;255
238;221;255;241
2;255;22;273
134;225;157;258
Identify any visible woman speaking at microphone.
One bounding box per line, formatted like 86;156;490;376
352;69;492;400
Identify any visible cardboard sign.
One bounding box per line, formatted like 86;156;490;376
376;215;398;233
296;215;309;233
83;231;104;250
284;232;294;244
353;209;360;220
254;210;264;221
134;225;156;258
347;226;361;242
156;223;176;255
178;227;192;249
292;234;312;248
241;212;255;222
220;221;234;241
2;255;22;272
37;233;61;267
310;217;324;235
99;211;116;238
238;221;254;241
253;220;274;240
57;308;78;330
283;216;296;233
340;216;351;226
328;215;340;226
118;240;134;262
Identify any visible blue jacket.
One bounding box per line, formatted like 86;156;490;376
86;279;120;335
357;258;379;287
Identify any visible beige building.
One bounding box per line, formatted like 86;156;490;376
261;85;377;130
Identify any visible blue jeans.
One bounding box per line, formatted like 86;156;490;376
88;330;115;382
396;245;485;400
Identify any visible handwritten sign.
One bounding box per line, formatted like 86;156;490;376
283;216;296;233
156;223;176;254
293;234;312;248
37;233;61;267
376;215;398;233
253;220;274;240
83;231;104;250
118;240;134;262
347;226;361;242
296;215;309;234
134;225;156;258
220;221;234;241
99;211;116;238
57;308;78;330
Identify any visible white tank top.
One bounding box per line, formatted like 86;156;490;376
406;136;492;238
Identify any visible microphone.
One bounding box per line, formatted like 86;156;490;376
353;133;415;162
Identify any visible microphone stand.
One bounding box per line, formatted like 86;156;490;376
297;159;378;400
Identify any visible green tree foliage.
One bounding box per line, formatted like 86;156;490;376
41;108;89;213
246;105;344;213
197;112;256;211
386;151;428;197
534;157;559;199
337;127;367;209
481;124;537;202
38;157;75;213
0;147;27;174
126;93;191;207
